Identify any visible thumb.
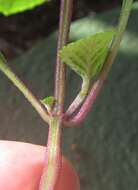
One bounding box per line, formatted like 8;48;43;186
0;141;80;190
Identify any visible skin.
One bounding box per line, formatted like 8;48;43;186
0;141;80;190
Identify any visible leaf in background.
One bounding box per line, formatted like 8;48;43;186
0;0;49;16
0;52;6;63
60;30;115;80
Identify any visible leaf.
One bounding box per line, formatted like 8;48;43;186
0;0;50;16
60;30;115;80
41;96;55;107
41;96;55;113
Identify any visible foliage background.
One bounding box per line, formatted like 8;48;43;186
0;0;122;59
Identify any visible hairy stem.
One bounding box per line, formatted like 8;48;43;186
39;117;62;190
0;60;50;124
64;0;133;127
40;1;74;190
54;0;73;114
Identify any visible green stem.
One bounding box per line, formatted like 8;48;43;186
0;60;50;124
66;76;90;117
54;0;73;114
39;117;61;190
101;0;133;80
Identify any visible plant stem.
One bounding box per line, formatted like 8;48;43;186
54;0;73;114
66;76;90;117
40;1;74;190
39;117;61;190
100;0;133;79
64;80;103;126
64;0;133;127
0;60;50;124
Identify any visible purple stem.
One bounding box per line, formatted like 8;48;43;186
64;79;103;126
54;0;73;113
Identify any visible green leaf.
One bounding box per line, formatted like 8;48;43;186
41;96;55;114
0;0;49;16
60;30;115;80
41;96;55;107
41;96;55;113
